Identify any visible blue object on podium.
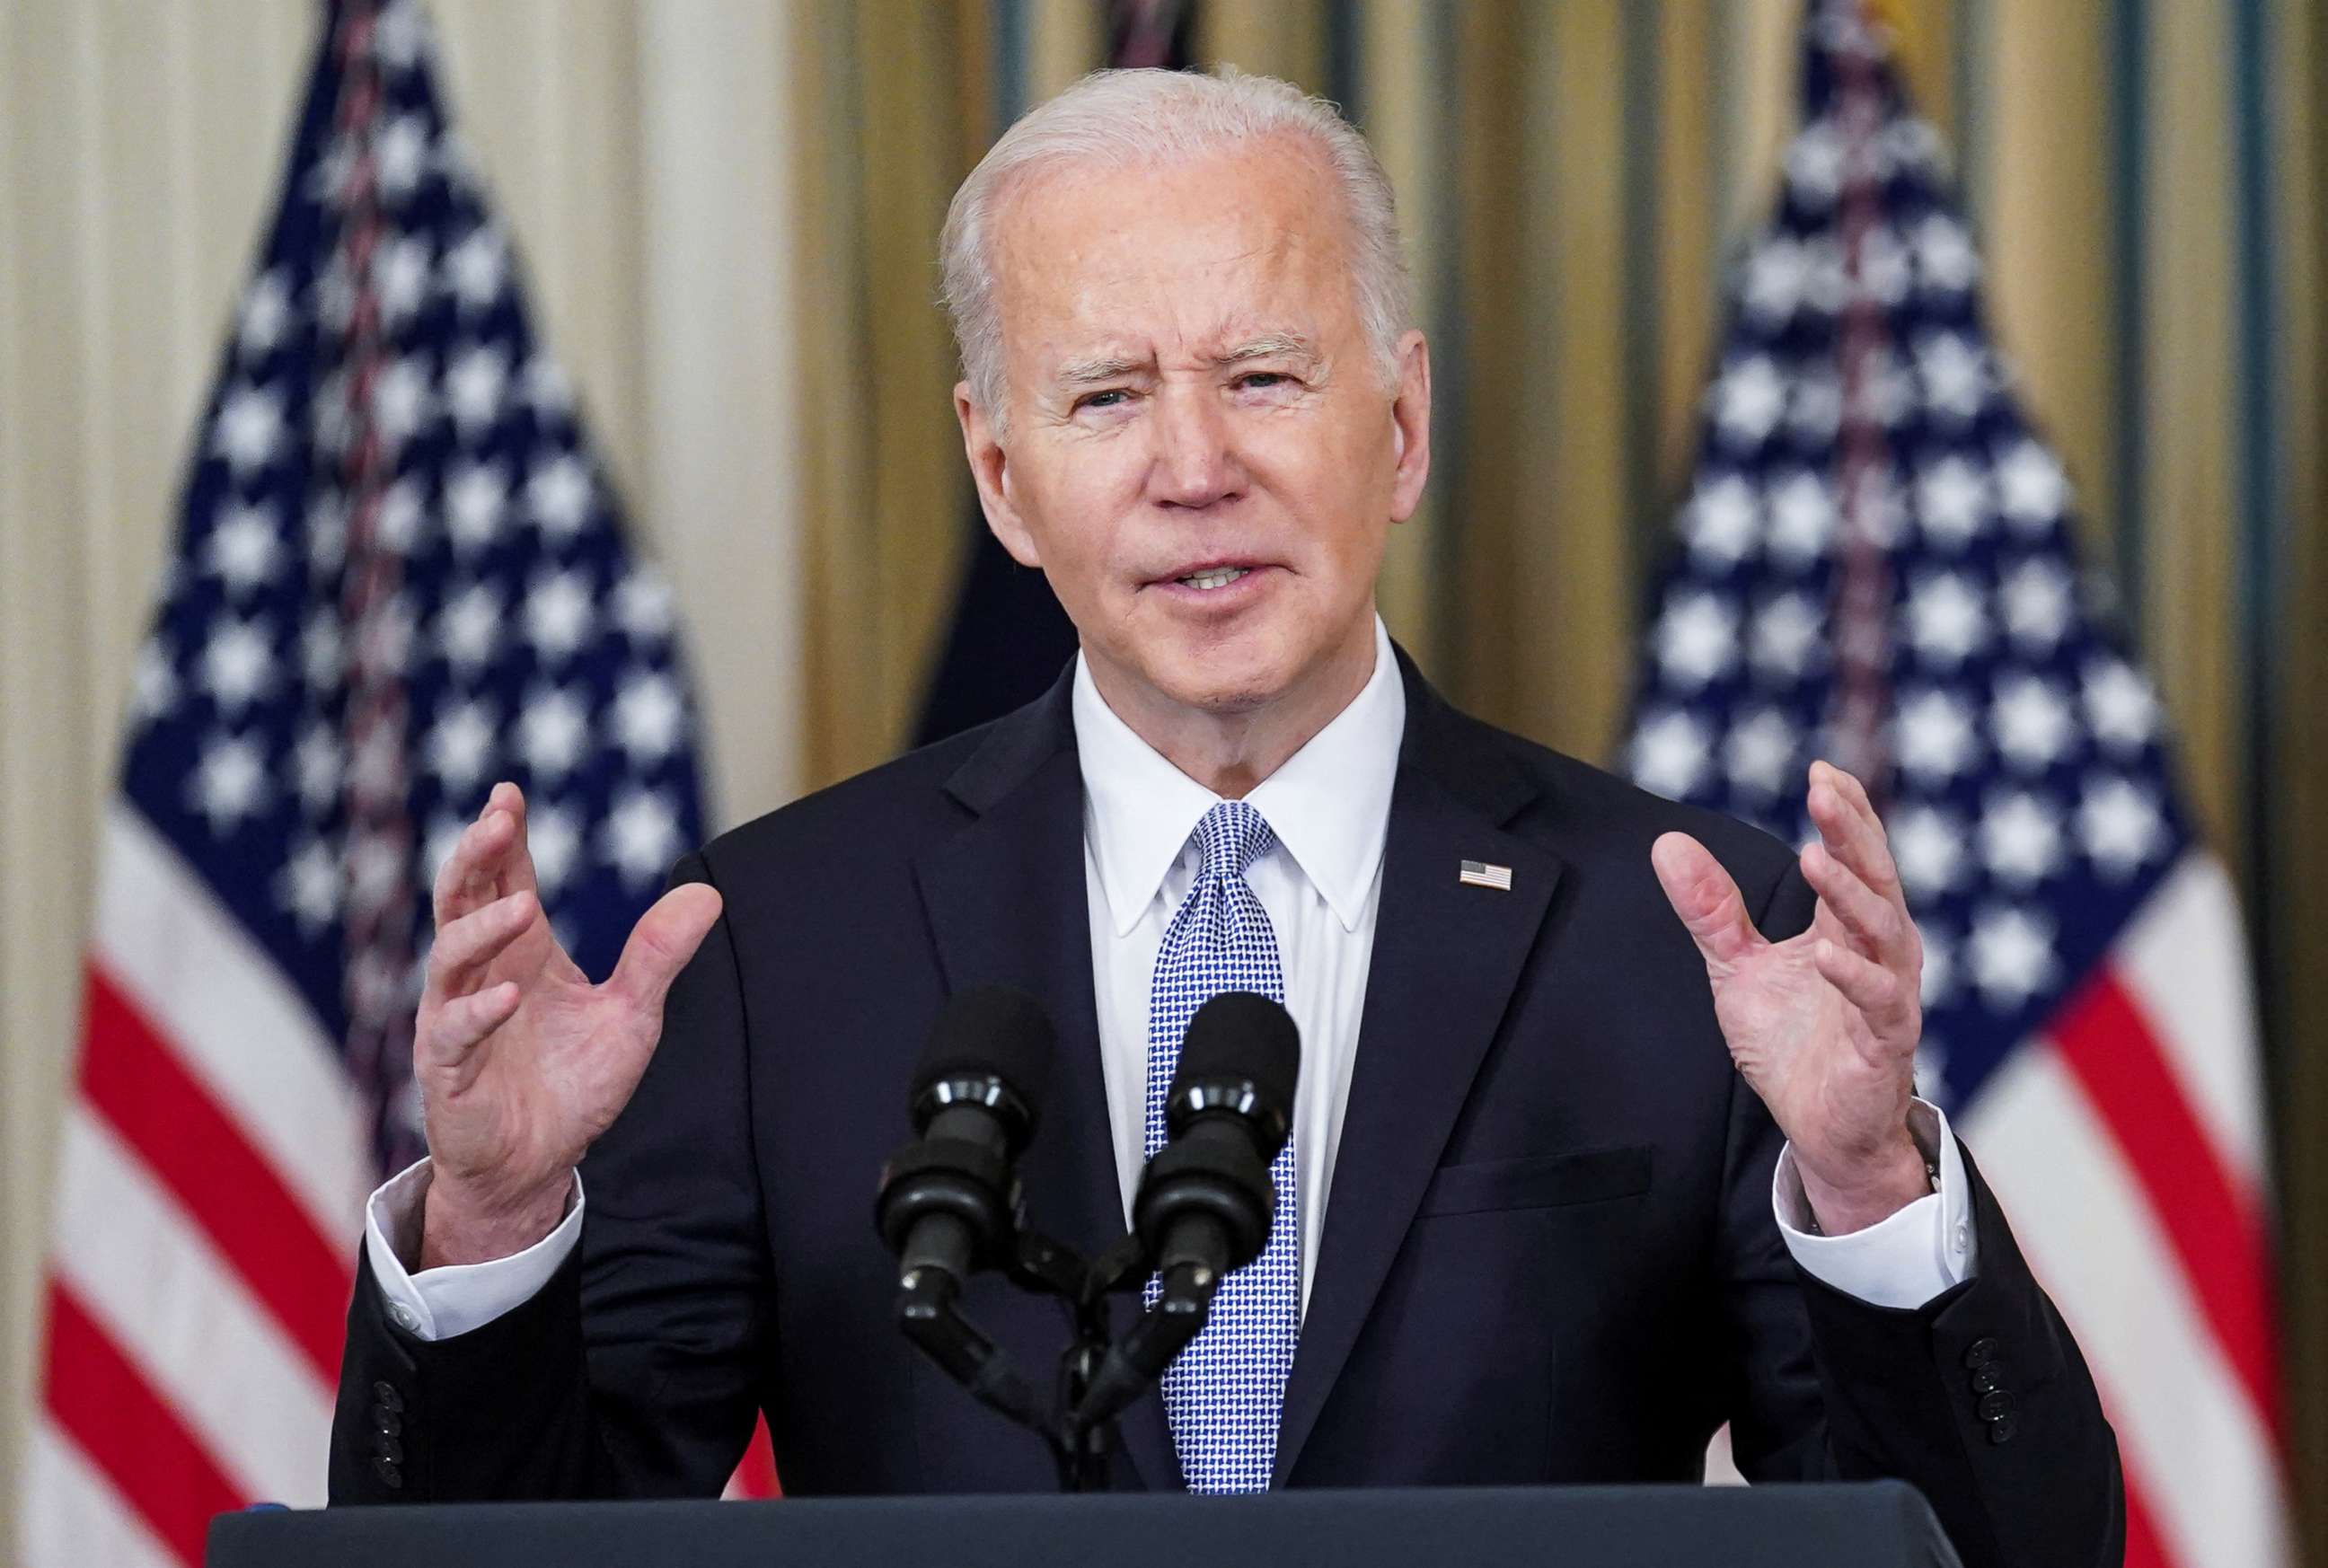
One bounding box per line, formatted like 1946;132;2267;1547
207;1483;1962;1567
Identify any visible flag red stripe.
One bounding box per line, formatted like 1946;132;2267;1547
2120;1470;2172;1568
43;1281;246;1567
2050;967;2282;1439
80;964;353;1387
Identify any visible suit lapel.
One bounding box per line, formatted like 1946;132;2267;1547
910;675;1181;1492
1273;659;1565;1484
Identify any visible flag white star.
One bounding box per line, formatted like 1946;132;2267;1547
375;112;434;200
446;344;509;439
1655;591;1740;688
1915;330;1988;422
1990;674;2076;771
1895;687;1981;784
603;788;683;888
1914;455;1992;551
1686;474;1761;568
238;269;295;358
1980;789;2064;885
2079;775;2166;880
1740;237;1808;324
1854;222;1912;306
356;592;418;678
1914;214;1979;296
524;357;574;417
1711;355;1787;449
1847;344;1913;428
1724;708;1797;798
526;454;595;540
1917;921;1957;1008
307;492;348;578
2000;556;2075;650
313;365;354;459
295;720;341;816
525;568;595;663
426;698;498;791
437;581;503;676
1913;1032;1952;1103
376;477;428;556
280;835;342;932
444;227;508;314
527;799;583;893
1969;904;2055;1009
302;608;343;692
1786;120;1846;208
2083;658;2160;752
130;637;177;724
613;571;675;641
1904;570;1988;667
517;684;592;781
348;825;408;911
205;501;283;595
375;233;433;325
212;383;285;475
1631;709;1711;801
445;460;509;552
189;733;269;832
373;354;435;450
348;723;405;803
1995;438;2068;531
1765;471;1835;568
1887;802;1965;901
1786;366;1844;445
613;671;685;763
372;0;428;69
200;614;276;712
1749;591;1825;682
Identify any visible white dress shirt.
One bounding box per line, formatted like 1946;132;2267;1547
367;616;1972;1339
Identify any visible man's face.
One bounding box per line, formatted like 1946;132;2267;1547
957;137;1430;727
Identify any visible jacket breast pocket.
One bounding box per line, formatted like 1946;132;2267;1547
1415;1145;1653;1218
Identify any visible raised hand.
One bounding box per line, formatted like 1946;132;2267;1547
1649;760;1932;1234
414;780;722;1267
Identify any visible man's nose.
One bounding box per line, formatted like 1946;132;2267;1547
1147;385;1241;509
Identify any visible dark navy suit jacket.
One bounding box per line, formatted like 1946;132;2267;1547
331;652;2123;1568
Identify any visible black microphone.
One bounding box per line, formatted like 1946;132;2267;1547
1076;991;1300;1429
874;986;1056;1291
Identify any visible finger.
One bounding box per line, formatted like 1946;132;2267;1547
421;980;522;1063
1799;839;1918;971
483;781;543;904
433;806;517;925
1806;762;1903;907
1650;832;1764;972
1813;938;1919;1042
425;889;539;1002
606;884;724;1014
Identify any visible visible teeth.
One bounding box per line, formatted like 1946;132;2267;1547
1178;568;1249;591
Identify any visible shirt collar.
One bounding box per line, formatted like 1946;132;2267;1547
1073;616;1405;938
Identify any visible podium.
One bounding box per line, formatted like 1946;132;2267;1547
207;1483;1962;1567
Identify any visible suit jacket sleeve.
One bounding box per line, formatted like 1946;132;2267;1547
1718;862;2125;1568
328;850;772;1502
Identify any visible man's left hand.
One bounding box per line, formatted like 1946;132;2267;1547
1650;760;1932;1235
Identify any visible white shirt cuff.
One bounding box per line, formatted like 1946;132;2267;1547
363;1158;586;1341
1771;1099;1975;1310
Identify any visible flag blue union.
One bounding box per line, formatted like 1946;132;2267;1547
126;0;706;1173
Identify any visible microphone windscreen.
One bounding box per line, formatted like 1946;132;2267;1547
913;985;1057;1112
1174;991;1300;1119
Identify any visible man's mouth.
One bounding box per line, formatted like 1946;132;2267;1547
1176;567;1252;592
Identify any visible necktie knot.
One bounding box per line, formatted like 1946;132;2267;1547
1193;799;1274;885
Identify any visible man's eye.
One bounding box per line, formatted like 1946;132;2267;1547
1237;372;1292;391
1077;390;1131;411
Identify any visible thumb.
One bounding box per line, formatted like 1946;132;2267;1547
607;882;724;1015
1650;832;1763;973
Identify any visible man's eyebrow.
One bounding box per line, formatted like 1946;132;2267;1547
1054;354;1151;388
1213;332;1320;366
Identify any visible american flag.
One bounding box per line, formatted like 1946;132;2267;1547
21;3;718;1561
1624;6;2289;1564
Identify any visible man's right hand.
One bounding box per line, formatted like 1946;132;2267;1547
414;780;723;1269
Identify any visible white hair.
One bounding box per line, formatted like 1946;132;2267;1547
939;66;1414;435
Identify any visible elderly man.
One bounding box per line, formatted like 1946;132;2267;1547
330;68;2121;1568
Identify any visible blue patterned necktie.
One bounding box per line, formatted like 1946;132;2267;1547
1143;799;1300;1493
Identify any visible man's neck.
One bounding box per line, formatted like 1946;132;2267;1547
1082;620;1380;799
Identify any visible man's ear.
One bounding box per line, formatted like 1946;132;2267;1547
955;381;1042;568
1387;330;1433;525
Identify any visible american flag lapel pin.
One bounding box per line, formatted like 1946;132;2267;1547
1458;859;1513;892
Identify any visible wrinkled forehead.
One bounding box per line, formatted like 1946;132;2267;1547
986;138;1362;371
